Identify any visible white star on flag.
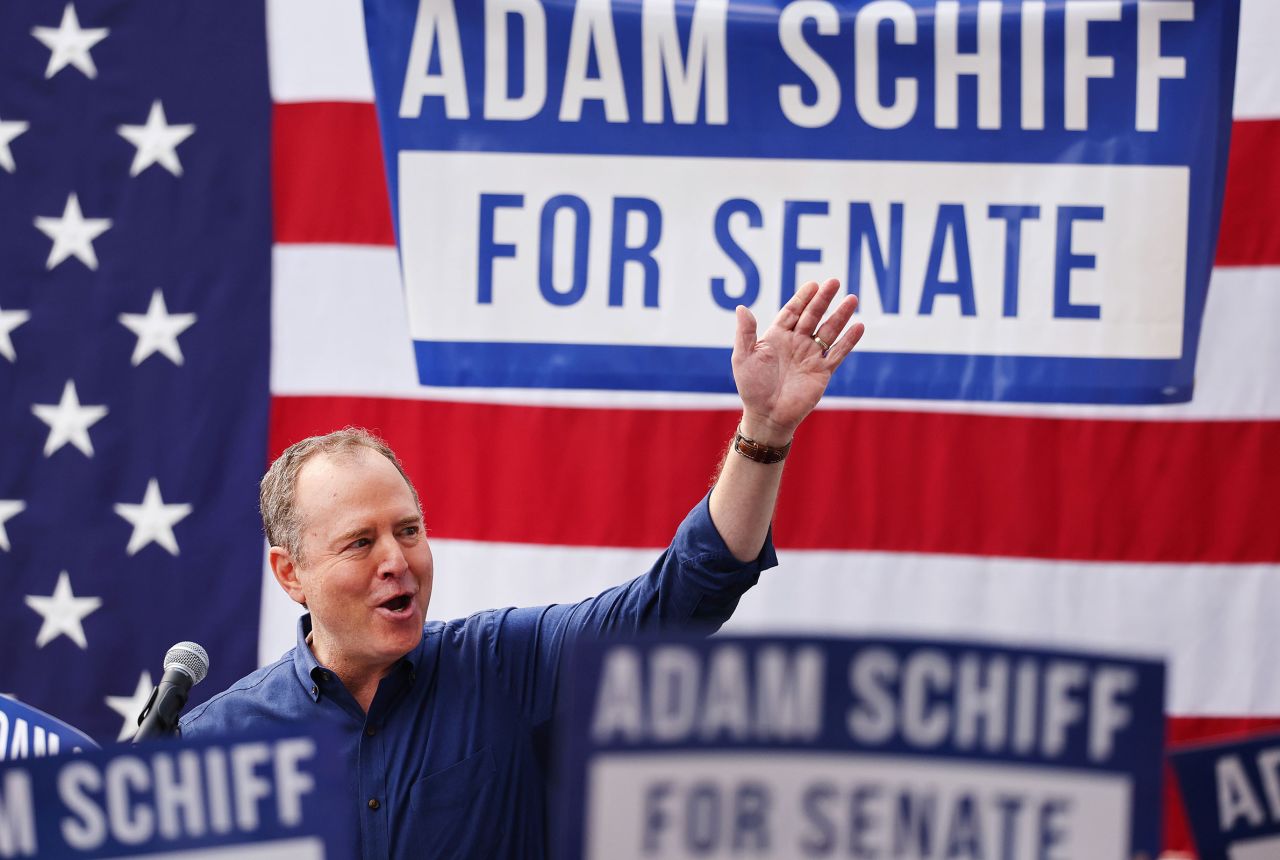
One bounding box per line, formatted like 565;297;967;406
119;290;197;366
24;571;103;649
34;192;112;271
0;499;26;552
0;303;30;362
114;478;193;556
105;671;154;742
31;379;109;457
31;3;109;80
118;100;196;178
0;115;29;173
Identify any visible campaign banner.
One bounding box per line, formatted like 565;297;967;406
0;728;349;859
363;0;1239;404
1169;732;1280;860
553;635;1165;859
0;696;98;762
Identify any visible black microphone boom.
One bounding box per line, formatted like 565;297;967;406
133;641;209;742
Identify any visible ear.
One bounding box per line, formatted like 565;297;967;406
269;546;308;607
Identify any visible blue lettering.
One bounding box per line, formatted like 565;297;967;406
920;204;976;317
643;782;673;853
476;193;523;304
1054;206;1104;319
711;199;762;309
1037;798;1071;860
733;783;771;851
608;197;662;307
848;202;903;314
687;783;721;853
780;200;828;305
944;793;983;859
850;785;881;857
800;783;837;855
994;795;1024;860
987;205;1041;317
893;792;935;856
538;194;590;306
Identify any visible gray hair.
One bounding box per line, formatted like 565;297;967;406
260;427;422;563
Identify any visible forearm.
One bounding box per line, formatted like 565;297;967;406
708;412;791;563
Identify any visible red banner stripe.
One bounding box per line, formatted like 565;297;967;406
1216;119;1280;267
272;102;395;246
268;396;1280;563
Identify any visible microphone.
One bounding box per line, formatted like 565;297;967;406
132;641;209;742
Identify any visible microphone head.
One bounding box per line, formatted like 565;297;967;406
164;641;210;685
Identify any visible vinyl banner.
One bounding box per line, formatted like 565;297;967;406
552;636;1165;860
0;696;98;762
1169;732;1280;860
363;0;1239;403
0;729;349;859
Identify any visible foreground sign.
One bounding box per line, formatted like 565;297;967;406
364;0;1238;403
1170;732;1280;860
0;729;348;859
0;696;98;762
554;636;1164;859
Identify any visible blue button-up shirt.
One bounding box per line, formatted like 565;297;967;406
180;495;775;858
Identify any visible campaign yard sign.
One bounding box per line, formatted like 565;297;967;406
1169;732;1280;860
0;696;98;763
363;0;1239;404
0;729;348;859
554;636;1165;859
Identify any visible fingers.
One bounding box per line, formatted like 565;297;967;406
733;305;757;357
794;278;841;337
814;293;859;350
772;281;819;331
826;320;866;365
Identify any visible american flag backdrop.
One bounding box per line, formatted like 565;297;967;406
2;1;1278;855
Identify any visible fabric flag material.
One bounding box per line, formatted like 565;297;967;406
0;1;1277;857
0;2;270;742
263;0;1280;854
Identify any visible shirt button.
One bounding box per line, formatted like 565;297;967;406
365;726;377;737
310;685;318;697
368;798;380;810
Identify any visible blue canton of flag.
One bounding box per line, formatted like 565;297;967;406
0;1;270;744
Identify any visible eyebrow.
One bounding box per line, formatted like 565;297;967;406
332;516;423;547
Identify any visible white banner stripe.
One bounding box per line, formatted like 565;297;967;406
267;0;375;103
272;245;1280;419
271;537;1273;717
1235;0;1280;119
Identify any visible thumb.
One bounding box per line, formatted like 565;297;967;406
733;305;757;358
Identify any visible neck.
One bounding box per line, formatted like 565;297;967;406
307;633;392;713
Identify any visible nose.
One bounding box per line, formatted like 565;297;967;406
374;534;409;578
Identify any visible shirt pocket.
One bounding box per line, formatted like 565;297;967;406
405;747;499;858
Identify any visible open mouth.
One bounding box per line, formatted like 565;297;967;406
379;594;412;614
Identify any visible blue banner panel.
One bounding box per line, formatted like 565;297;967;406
364;0;1239;404
0;695;98;761
553;635;1165;859
1170;732;1280;860
0;728;349;859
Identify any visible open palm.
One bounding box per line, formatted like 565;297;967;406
732;279;864;442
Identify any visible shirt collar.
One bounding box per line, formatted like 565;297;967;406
291;613;428;702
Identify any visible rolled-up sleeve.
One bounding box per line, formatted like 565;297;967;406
482;491;778;723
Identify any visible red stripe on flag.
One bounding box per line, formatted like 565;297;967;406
1216;118;1280;267
272;102;395;246
1163;716;1280;854
268;397;1280;563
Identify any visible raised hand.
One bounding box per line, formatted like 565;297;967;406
731;278;864;445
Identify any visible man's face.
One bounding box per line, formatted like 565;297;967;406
286;447;432;675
